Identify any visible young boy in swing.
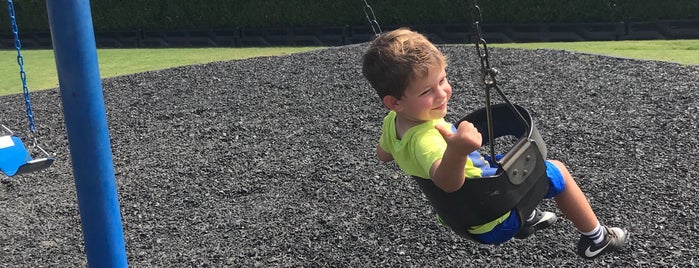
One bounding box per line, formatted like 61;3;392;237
361;28;628;259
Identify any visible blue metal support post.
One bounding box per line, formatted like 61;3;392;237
45;0;128;267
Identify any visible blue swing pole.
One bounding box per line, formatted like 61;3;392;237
45;0;128;267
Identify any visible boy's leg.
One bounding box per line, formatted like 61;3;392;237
548;160;628;259
548;160;598;232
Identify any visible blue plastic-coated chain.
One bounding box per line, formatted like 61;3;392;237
7;0;36;135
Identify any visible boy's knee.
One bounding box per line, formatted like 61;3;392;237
544;160;567;198
547;160;569;174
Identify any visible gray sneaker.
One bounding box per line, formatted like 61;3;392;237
576;226;628;259
514;209;557;239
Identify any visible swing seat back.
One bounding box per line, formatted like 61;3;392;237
0;135;54;177
0;135;31;176
412;103;549;239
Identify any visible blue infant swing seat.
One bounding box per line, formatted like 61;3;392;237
0;125;54;177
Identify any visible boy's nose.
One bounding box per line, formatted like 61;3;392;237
438;86;451;97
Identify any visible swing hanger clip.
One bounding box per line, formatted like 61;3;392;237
470;2;499;89
482;67;499;87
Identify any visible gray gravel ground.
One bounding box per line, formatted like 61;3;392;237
1;44;698;267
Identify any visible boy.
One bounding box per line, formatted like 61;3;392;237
361;28;628;259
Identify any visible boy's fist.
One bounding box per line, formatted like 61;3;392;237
435;121;482;153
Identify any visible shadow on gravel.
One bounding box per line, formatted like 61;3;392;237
1;44;697;266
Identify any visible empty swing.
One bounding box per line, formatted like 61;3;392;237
0;0;54;177
362;0;550;241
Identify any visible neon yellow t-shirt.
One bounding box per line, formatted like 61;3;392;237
378;111;509;234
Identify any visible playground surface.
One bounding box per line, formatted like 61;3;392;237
1;44;698;266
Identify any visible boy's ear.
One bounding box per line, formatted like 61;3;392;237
382;95;400;111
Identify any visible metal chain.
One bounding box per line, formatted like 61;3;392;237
470;1;498;88
7;0;37;138
362;0;382;36
469;0;529;160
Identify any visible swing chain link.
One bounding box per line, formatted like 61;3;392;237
362;0;382;36
469;0;534;162
7;0;37;137
470;0;509;161
470;0;499;88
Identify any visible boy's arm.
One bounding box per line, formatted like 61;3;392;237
377;144;393;163
430;122;482;193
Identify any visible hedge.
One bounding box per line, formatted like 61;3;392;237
1;0;698;32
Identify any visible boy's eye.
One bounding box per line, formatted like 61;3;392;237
420;89;431;96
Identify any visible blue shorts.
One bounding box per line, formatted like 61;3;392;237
472;160;565;244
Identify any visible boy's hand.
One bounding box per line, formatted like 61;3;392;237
435;121;482;153
431;121;483;192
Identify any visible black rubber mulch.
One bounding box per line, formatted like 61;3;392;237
1;44;698;267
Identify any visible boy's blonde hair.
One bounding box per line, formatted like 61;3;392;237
362;28;447;100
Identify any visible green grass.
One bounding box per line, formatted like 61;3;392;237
1;39;698;96
493;39;699;66
0;47;321;96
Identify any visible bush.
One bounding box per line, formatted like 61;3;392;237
0;0;697;32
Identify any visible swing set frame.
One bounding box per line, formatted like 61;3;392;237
3;0;128;266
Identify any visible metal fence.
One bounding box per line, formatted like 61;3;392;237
1;20;698;49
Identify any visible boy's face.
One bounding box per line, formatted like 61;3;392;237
393;65;452;123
